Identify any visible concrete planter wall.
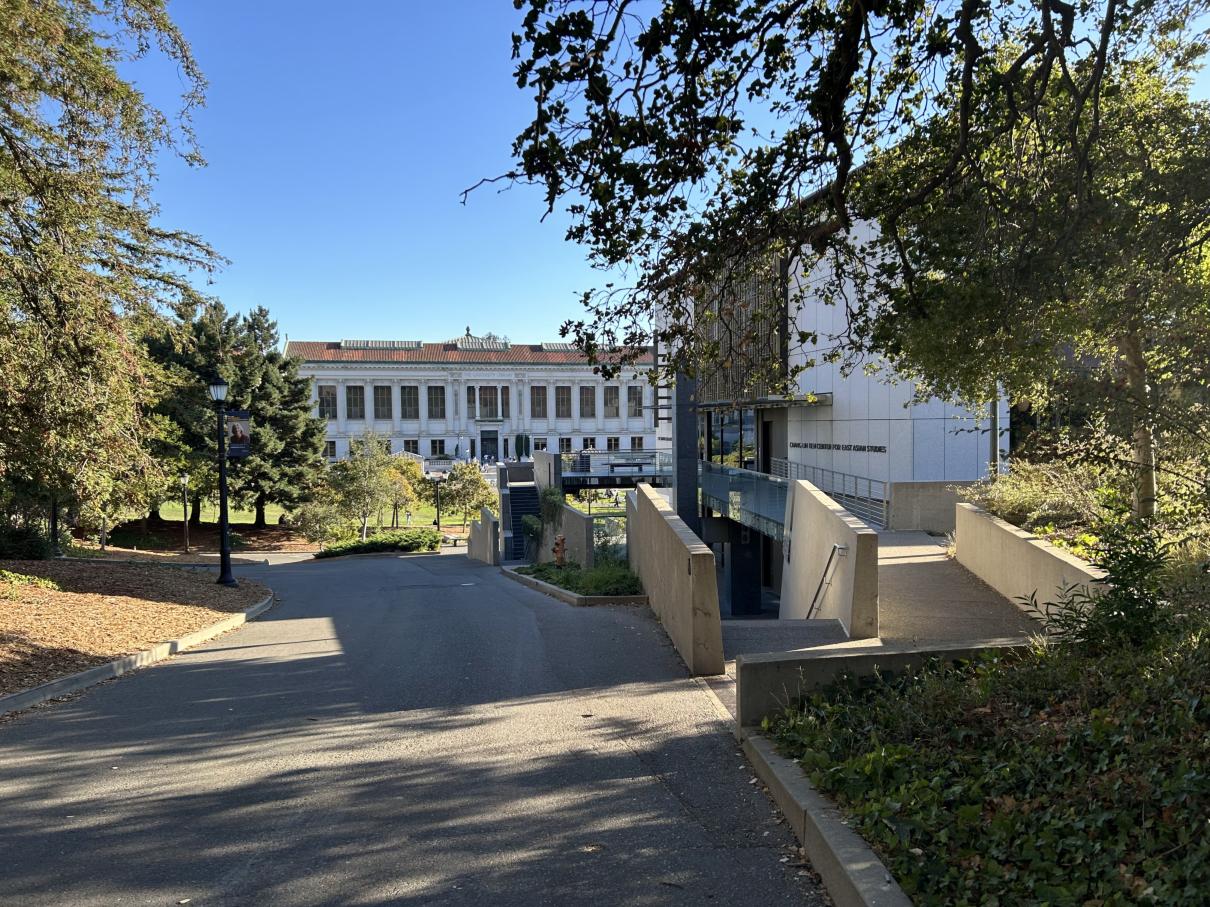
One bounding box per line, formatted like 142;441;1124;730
954;503;1106;615
627;484;725;675
887;481;972;533
780;480;879;638
468;508;499;565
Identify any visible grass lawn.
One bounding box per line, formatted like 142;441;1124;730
0;561;270;696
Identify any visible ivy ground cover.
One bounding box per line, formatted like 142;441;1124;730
765;629;1209;905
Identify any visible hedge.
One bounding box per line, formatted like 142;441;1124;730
314;529;442;558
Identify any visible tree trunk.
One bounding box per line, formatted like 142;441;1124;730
254;494;267;529
189;497;202;527
360;515;369;541
1121;331;1157;519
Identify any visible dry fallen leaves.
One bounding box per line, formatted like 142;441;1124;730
1;560;270;696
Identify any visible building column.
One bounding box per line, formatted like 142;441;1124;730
419;380;429;438
673;372;700;534
336;379;347;432
595;382;605;431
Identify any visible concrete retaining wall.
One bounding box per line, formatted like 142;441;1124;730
736;637;1031;730
628;483;724;675
538;503;595;567
954;503;1106;612
887;481;971;533
468;508;499;565
780;480;878;638
533;451;561;492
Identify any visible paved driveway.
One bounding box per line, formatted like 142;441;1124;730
0;553;824;905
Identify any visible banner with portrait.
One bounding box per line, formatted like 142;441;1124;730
225;411;251;458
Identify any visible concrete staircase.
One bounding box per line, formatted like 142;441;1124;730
507;485;539;560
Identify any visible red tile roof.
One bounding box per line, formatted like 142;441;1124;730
285;341;653;366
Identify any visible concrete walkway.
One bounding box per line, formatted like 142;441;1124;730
876;531;1041;642
0;552;824;906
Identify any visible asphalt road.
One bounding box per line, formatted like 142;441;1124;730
0;553;825;906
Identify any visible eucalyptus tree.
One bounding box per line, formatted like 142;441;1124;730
0;0;219;518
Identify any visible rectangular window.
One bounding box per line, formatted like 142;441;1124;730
470;438;477;459
501;386;510;418
604;386;620;418
583;436;596;450
579;386;596;418
555;385;572;418
318;386;337;420
373;385;393;420
346;385;365;420
323;440;336;459
503;437;510;458
403;439;419;455
400;385;419;420
427;385;446;420
628;385;643;418
533;437;548;451
466;386;476;419
478;386;499;419
430;439;446;456
630;436;644;451
531;386;547;418
380;439;392;454
607;436;620;451
558;437;572;453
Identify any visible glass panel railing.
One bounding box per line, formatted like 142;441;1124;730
699;461;789;540
560;451;672;476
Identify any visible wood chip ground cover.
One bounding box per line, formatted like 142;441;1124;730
0;560;269;696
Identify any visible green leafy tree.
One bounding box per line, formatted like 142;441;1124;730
329;432;394;540
386;457;424;528
443;462;498;528
0;0;218;523
483;1;1208;389
857;62;1210;517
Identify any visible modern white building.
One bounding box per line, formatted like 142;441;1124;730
286;331;660;465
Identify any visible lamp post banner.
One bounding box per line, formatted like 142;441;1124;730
225;411;251;458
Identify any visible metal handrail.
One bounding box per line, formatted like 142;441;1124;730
770;458;887;528
807;543;847;619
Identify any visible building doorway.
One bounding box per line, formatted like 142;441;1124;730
480;430;499;461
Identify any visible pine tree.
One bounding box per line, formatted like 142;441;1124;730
228;307;326;527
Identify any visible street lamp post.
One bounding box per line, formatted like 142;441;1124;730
208;376;237;588
180;473;190;552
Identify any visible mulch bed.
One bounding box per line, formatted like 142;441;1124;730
1;560;270;696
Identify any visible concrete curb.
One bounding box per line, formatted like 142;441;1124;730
0;592;276;717
500;566;648;607
63;556;271;567
741;733;912;907
312;549;446;561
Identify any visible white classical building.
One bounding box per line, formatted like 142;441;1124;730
286;331;660;464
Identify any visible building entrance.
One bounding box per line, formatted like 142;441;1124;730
480;430;499;462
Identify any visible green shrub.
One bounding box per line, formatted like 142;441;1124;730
1025;520;1176;653
538;486;565;527
516;560;643;596
0;525;55;560
765;624;1210;905
963;459;1116;532
0;570;60;599
314;529;442;558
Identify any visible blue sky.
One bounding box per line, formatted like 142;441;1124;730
139;3;1210;346
139;1;599;345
